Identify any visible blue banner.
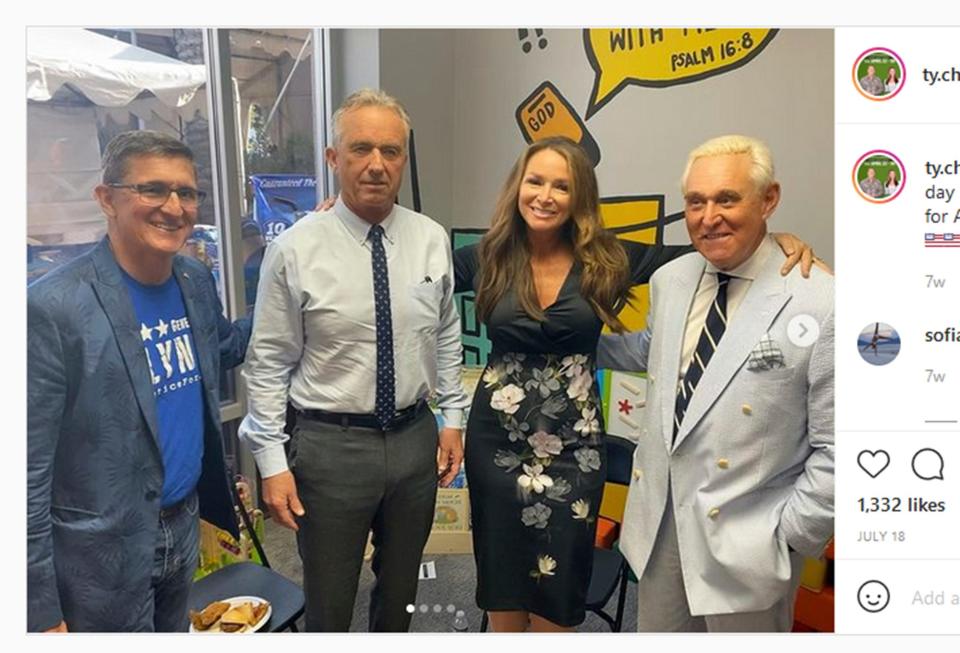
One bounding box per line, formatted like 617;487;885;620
250;174;317;242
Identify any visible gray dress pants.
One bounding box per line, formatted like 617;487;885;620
636;488;805;632
290;408;438;632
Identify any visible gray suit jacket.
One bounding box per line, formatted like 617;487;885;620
27;238;250;631
598;245;834;615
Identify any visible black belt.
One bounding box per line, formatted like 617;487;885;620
297;400;427;431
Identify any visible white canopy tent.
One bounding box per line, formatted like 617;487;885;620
27;28;210;246
27;27;207;109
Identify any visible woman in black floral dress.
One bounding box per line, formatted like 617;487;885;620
453;137;689;631
453;137;812;631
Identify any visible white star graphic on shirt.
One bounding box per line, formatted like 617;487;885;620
156;319;169;338
140;323;153;341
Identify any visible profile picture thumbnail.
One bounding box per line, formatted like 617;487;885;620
853;150;904;203
858;322;901;366
853;47;904;100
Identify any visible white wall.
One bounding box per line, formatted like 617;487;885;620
328;29;382;106
380;29;456;225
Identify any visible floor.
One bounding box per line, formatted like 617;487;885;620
260;517;638;633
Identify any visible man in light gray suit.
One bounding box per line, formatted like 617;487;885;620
598;135;833;632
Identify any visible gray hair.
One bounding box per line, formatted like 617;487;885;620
101;130;195;184
680;134;775;193
331;88;411;147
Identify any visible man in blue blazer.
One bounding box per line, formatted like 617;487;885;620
27;131;251;632
599;135;833;631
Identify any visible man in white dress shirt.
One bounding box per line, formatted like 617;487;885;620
240;89;469;631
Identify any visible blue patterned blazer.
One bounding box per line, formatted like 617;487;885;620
27;238;250;631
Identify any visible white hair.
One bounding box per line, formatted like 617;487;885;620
680;134;775;193
331;88;411;146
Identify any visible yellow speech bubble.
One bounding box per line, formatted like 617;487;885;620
584;28;777;118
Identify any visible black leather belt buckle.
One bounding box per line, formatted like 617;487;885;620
386;400;426;431
298;400;426;431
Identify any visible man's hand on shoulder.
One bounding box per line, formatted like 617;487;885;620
45;621;68;633
261;470;305;531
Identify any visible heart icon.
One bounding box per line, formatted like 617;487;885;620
857;449;890;478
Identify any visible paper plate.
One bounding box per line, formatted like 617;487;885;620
189;595;272;633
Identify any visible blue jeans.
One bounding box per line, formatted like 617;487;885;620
130;492;201;632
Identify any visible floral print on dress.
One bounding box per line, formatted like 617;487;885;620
490;384;525;414
521;503;552;529
525;367;563;398
574;447;602;473
531;554;557;580
571;499;591;521
566;369;593;402
527;431;563;458
517;463;554;494
485;351;603;582
573;407;600;436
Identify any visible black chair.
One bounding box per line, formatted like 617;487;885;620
188;481;305;632
583;435;635;631
479;435;637;632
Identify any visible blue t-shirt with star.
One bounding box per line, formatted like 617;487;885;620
122;270;205;507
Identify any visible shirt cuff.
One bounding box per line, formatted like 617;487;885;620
440;408;464;430
253;445;291;479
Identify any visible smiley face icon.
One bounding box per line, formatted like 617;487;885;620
857;580;890;613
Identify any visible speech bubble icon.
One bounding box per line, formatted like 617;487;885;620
911;448;945;481
583;28;777;118
515;81;601;166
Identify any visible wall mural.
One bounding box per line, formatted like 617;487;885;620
583;28;777;118
457;26;781;347
453;27;780;434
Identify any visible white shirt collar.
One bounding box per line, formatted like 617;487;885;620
334;197;398;246
704;232;775;281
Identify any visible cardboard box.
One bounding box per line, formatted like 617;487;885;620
424;530;474;554
423;488;473;554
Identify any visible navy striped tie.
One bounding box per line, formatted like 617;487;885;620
673;273;731;442
368;225;395;430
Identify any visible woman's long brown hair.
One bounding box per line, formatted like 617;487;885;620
475;137;633;332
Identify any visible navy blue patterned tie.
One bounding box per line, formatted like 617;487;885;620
368;225;395;429
673;272;731;442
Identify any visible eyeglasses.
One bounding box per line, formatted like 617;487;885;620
107;182;207;209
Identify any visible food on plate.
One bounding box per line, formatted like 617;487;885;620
252;602;269;624
189;600;230;631
189;598;270;632
219;602;256;632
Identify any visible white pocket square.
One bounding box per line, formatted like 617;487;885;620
747;334;785;370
